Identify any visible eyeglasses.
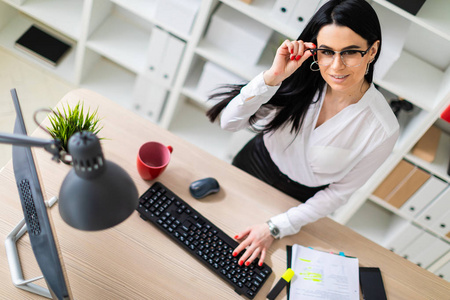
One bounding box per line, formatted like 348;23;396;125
310;44;373;67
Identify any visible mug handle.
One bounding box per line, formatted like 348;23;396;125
167;146;173;153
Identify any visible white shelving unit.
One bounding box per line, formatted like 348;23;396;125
0;0;449;278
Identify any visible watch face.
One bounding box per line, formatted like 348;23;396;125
273;228;280;235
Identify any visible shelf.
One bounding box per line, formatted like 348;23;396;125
369;194;450;244
79;57;135;110
4;0;84;40
394;108;430;153
196;39;270;81
373;0;450;41
0;14;76;83
406;131;450;182
168;100;234;160
375;51;444;112
110;0;191;41
220;0;298;39
110;0;157;23
182;57;231;110
86;12;151;74
346;200;401;245
368;195;414;222
181;56;205;106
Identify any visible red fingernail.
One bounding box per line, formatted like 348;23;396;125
259;262;263;267
239;260;243;266
296;55;301;60
233;252;237;257
312;43;316;48
245;261;250;266
290;55;295;60
234;235;239;239
290;49;293;54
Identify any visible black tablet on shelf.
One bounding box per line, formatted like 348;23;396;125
15;25;71;67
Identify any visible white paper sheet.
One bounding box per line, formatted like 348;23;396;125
289;245;359;300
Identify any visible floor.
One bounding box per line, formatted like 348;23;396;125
0;47;75;169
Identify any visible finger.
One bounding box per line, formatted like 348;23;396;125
258;249;267;266
280;39;293;56
290;41;299;60
233;236;252;257
239;245;258;266
245;247;262;266
304;42;317;50
294;41;305;61
234;227;251;241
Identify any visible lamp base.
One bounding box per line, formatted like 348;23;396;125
5;196;58;299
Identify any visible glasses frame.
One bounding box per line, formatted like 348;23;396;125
309;44;374;67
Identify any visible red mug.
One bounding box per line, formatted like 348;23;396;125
137;142;173;180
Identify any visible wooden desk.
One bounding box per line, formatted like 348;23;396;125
0;89;448;299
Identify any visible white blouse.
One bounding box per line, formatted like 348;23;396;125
220;72;399;238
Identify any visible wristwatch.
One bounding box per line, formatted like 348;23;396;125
266;220;280;239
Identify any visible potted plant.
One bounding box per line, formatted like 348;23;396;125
46;101;103;164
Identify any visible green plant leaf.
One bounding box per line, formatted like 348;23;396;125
45;100;103;152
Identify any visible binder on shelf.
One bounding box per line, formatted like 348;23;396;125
132;72;168;123
416;187;450;227
382;223;422;253
270;0;297;24
399;231;436;260
399;176;448;217
146;26;170;79
287;0;320;32
408;235;449;269
434;260;450;281
373;159;415;200
411;125;442;162
205;4;273;66
430;210;450;237
386;167;430;208
146;27;186;88
159;34;186;87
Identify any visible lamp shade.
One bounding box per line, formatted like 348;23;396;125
59;131;138;231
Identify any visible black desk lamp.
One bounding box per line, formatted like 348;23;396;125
2;88;139;299
59;131;139;230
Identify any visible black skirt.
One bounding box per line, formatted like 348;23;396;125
232;134;328;202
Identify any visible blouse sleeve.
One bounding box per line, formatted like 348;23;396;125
220;72;280;131
269;130;399;238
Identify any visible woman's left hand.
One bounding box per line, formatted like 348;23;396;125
232;223;275;267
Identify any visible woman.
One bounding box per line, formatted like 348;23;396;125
207;0;399;267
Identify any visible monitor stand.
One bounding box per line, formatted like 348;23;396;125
5;196;58;299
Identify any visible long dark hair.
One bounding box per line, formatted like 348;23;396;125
206;0;382;134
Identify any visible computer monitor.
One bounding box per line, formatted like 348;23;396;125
10;88;72;299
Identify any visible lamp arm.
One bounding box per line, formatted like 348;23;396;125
0;132;62;162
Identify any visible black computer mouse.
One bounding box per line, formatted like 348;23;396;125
189;177;220;199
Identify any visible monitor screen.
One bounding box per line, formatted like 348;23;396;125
11;88;72;300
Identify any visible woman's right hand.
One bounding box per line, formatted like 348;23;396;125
263;39;316;86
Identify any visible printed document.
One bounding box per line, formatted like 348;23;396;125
289;245;359;300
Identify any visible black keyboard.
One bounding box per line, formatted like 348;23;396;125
137;182;272;299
